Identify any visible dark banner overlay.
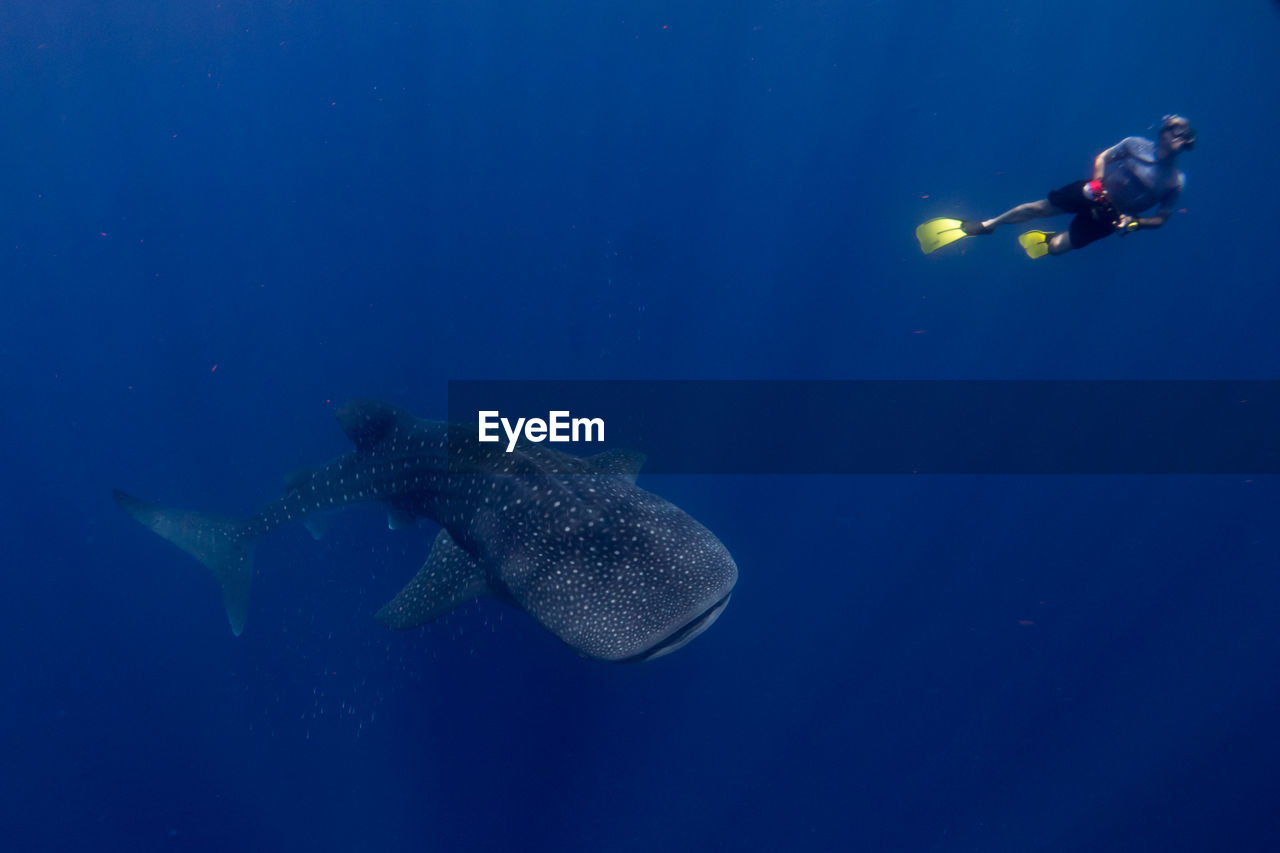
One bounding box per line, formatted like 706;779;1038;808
446;381;1280;474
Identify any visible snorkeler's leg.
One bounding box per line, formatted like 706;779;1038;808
1046;231;1073;255
981;199;1063;230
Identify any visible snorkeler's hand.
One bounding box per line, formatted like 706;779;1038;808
1117;215;1141;235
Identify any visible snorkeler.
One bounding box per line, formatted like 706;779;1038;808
916;114;1195;259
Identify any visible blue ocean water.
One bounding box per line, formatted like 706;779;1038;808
3;2;1279;850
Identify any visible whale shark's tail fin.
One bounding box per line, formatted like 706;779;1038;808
113;490;255;636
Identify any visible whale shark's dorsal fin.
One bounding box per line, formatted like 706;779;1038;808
335;399;416;452
376;529;491;629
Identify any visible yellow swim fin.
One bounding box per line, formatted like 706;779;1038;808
1018;230;1055;260
916;218;992;255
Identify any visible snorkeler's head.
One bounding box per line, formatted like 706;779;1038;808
1160;114;1196;150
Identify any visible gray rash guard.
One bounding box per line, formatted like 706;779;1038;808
1101;136;1184;215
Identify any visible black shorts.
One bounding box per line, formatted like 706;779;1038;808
1047;180;1121;249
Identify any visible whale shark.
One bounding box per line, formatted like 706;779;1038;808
113;400;737;662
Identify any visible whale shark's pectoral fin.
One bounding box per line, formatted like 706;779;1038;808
584;449;646;484
112;490;255;636
375;530;491;630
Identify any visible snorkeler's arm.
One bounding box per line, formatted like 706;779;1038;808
1139;177;1183;229
1093;140;1128;181
1135;203;1172;229
1118;203;1172;233
1092;150;1109;182
1126;181;1181;231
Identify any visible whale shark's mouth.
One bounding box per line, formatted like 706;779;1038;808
623;592;733;663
